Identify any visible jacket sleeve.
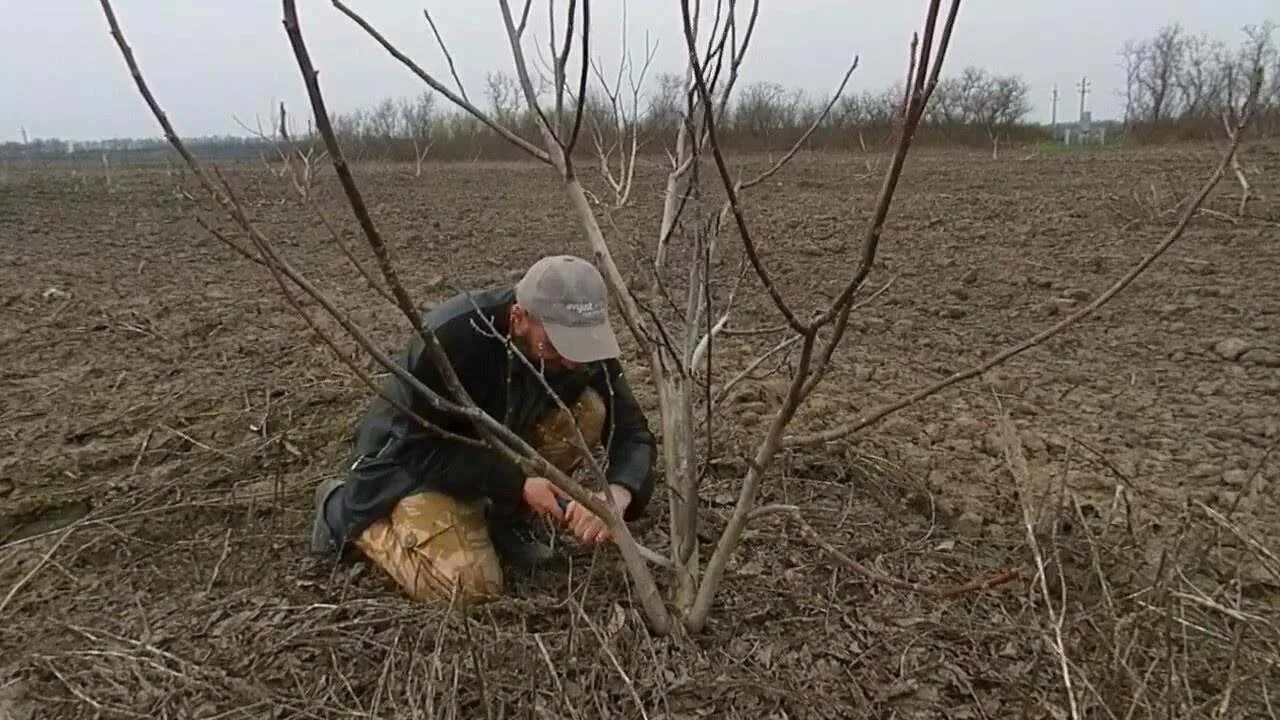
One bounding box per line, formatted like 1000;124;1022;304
401;318;527;507
595;359;657;521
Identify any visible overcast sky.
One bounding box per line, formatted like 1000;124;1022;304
4;1;1275;142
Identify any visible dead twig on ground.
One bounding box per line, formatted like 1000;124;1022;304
753;504;1019;598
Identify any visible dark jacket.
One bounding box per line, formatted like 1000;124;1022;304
327;285;657;544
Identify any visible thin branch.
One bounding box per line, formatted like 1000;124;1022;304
330;0;550;164
422;8;469;103
811;0;962;333
720;324;788;337
194;218;265;267
801;276;896;397
739;56;860;192
1222;112;1253;217
712;334;802;407
285;0;487;419
998;404;1080;720
685;0;962;632
565;0;591;156
515;0;534;37
496;0;656;359
903;33;919;118
310;202;396;304
198;209;495;460
276;119;396;305
680;0;805;334
689;256;749;373
210;171;482;450
460;293;610;502
707;0;760;125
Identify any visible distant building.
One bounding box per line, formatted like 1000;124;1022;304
1055;111;1120;145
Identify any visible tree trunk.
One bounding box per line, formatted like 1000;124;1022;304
654;371;700;610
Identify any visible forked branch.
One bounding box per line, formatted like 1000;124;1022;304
681;0;966;631
813;0;961;333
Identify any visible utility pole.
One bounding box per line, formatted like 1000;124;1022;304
1076;76;1091;120
1051;84;1059;127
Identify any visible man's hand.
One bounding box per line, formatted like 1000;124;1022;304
522;477;568;521
564;485;632;546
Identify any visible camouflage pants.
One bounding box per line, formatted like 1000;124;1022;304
354;388;606;604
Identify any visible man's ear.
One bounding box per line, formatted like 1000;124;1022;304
509;303;527;333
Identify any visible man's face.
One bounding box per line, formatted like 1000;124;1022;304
510;304;580;373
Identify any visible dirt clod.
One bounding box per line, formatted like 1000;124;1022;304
1223;469;1251;487
955;511;984;537
1213;337;1253;360
1240;348;1280;367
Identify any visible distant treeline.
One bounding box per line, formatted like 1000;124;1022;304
0;135;270;164
6;20;1277;164
1120;21;1280;141
0;66;1049;164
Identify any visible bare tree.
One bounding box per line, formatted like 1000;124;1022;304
966;69;1032;158
1177;34;1228;120
367;97;401;143
100;0;1262;637
400;92;436;176
643;72;684;133
1221;22;1275;216
277;104;327;199
583;0;656;207
1132;23;1187;123
485;70;523;128
1120;39;1146;125
927;75;967;124
732;81;801;138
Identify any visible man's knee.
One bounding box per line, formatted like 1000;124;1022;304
427;543;503;604
441;559;503;604
357;492;503;604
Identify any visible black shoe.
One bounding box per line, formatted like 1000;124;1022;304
310;476;346;555
489;522;557;567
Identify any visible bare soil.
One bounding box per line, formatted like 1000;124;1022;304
2;144;1279;719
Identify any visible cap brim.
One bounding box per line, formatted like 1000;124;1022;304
543;320;621;363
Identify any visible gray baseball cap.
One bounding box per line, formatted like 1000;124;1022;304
514;255;621;363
